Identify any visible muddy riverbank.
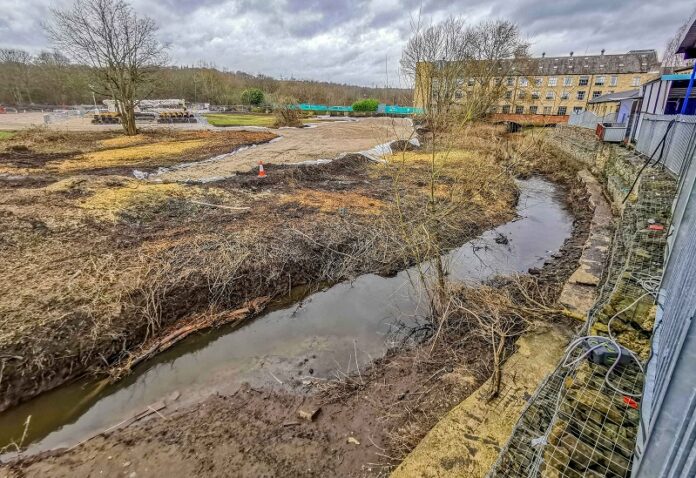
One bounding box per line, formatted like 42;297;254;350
1;169;593;477
0;176;567;455
0;122;516;413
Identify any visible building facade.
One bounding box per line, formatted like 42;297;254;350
414;50;660;116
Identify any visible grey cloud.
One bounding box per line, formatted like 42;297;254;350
0;0;692;87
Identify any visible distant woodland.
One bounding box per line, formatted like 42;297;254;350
0;49;412;108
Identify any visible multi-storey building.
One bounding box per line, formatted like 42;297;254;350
414;50;661;116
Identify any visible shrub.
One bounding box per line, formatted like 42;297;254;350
273;97;303;128
241;88;265;106
352;98;379;112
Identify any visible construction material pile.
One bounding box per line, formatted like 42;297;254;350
157;111;196;123
92;111;196;124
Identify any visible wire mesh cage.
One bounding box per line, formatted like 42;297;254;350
489;140;677;478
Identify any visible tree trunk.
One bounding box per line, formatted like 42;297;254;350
124;106;137;136
117;98;137;136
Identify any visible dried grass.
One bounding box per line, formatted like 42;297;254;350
0;128;277;176
282;189;385;215
81;182;193;216
97;134;151;149
54;139;208;172
0;121;523;414
0;127;113;154
501;129;583;183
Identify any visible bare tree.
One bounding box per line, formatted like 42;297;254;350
0;49;34;105
395;17;528;319
45;0;167;135
402;17;529;123
462;20;530;119
401;16;469;131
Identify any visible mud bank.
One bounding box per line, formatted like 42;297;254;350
0;124;515;418
0;174;590;478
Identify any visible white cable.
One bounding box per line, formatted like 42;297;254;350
560;292;649;398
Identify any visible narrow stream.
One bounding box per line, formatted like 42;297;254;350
0;177;572;457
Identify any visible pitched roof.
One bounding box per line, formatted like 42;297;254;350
588;89;642;104
506;50;659;76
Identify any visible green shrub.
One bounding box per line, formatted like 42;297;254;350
241;88;265;106
351;98;379;112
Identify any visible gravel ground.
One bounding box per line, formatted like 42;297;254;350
153;118;414;182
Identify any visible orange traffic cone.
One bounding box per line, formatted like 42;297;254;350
257;161;267;178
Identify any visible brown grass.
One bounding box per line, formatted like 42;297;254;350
97;134;152;149
282;189;385;215
0;128;278;174
55;140;208;172
0;123;522;415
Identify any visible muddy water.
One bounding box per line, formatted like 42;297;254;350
0;177;572;457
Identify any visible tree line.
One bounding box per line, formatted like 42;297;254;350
0;49;412;108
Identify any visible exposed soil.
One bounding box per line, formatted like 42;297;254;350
153;118;414;182
0;129;278;177
0;121;517;416
1;129;594;478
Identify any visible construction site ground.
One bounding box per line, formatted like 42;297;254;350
0;112;360;133
155;118;414;182
0;123;592;477
0;112;202;132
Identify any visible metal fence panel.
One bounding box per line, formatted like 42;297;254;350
667;119;696;175
568;111;617;129
634;114;696;175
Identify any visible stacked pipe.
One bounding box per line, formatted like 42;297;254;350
157;111;197;123
92;112;120;124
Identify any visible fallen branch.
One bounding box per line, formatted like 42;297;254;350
110;296;270;379
189;200;251;211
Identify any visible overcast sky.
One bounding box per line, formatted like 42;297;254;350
0;0;693;87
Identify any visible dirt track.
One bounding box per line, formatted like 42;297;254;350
154;118;414;182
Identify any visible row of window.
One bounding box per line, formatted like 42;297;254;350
503;90;609;100
486;75;642;88
499;105;584;115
